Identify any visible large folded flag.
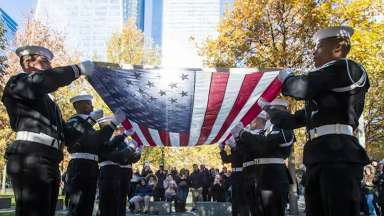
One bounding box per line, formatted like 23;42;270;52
87;65;282;147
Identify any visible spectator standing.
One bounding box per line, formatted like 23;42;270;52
176;168;190;212
164;174;178;213
211;175;226;202
189;164;203;210
201;164;213;201
141;162;153;177
155;164;167;201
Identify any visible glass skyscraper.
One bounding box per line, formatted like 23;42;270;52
0;8;18;44
35;0;124;60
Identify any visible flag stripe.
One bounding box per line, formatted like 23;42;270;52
188;72;213;146
139;125;157;147
169;132;180;147
122;119;144;146
149;128;164;147
204;72;247;144
196;72;230;144
158;130;171;146
179;133;190;146
221;77;282;144
129;120;149;146
211;72;264;144
217;71;279;144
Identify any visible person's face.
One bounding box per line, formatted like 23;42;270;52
193;165;198;171
313;38;339;68
167;175;173;181
26;55;52;71
75;100;94;115
250;117;266;130
140;179;146;185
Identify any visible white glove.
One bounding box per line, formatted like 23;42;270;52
278;68;293;82
125;140;137;149
257;98;270;109
77;60;95;76
111;110;126;126
136;144;144;154
89;109;103;121
219;142;225;151
226;137;237;149
123;129;135;137
230;122;244;139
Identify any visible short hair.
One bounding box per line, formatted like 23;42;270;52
325;37;351;56
20;55;38;70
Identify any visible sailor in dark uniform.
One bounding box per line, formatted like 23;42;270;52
65;93;126;216
233;99;294;216
97;127;142;216
263;26;370;216
238;112;268;215
219;134;249;216
1;45;94;216
120;139;142;216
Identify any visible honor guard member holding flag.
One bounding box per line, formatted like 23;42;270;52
120;139;142;216
1;45;94;216
97;128;142;216
239;112;268;215
65;93;125;216
219;134;249;216
233;99;294;216
264;26;370;216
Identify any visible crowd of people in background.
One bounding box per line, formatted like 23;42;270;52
126;163;232;213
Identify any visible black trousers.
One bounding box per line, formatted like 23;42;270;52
154;187;165;201
232;174;250;216
67;160;98;216
305;163;363;216
99;165;122;216
258;187;288;216
202;186;210;201
7;154;60;216
120;167;132;216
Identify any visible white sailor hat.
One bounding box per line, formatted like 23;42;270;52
15;45;54;61
270;98;288;107
313;26;354;44
70;91;93;103
257;111;268;120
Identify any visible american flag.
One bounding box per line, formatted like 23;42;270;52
88;65;282;147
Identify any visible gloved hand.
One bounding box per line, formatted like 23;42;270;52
136;144;144;154
230;122;244;139
257;98;270;109
125;139;137;149
123;129;135;137
226;137;237;149
77;60;95;76
111;110;126;126
89;109;103;121
278;68;293;82
218;142;225;151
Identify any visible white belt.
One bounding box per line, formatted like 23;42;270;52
232;167;243;172
99;161;118;167
309;124;354;140
120;164;132;168
70;153;98;161
16;131;62;150
243;158;285;167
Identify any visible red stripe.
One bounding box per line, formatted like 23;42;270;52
158;130;171;146
179;133;189;146
122;119;144;146
222;78;282;144
139;125;157;147
196;72;229;145
211;72;264;143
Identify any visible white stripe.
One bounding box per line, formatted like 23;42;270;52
149;128;164;147
169;132;180;147
129;120;149;146
218;71;279;144
280;139;294;147
188;71;213;146
205;72;246;144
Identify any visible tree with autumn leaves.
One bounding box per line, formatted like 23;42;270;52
201;0;384;161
